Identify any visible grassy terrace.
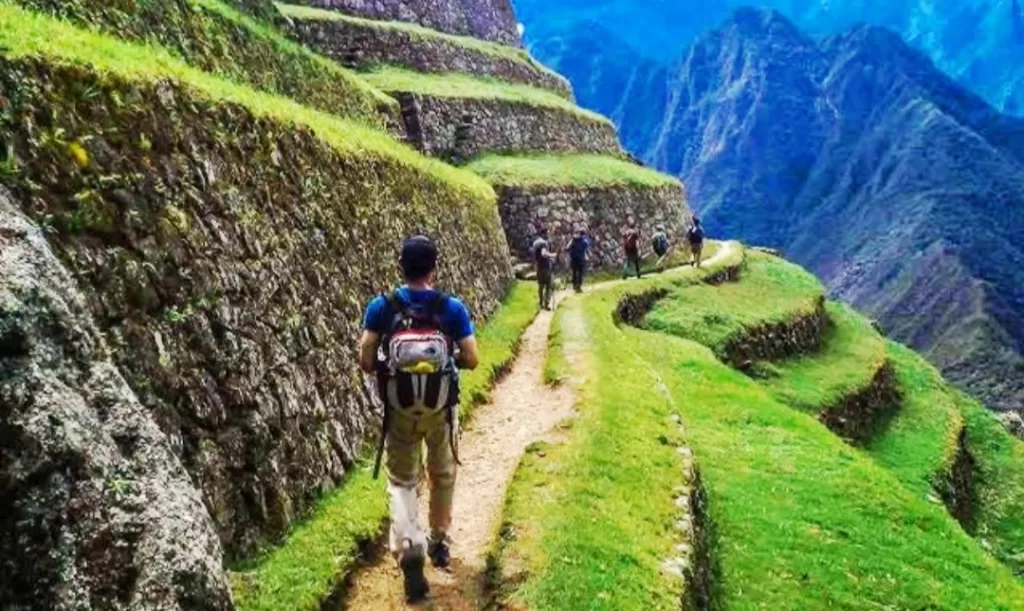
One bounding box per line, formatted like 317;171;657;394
13;0;396;126
361;66;610;124
274;2;568;90
643;252;824;353
466;153;679;188
496;247;1024;609
757;301;888;415
959;392;1024;575
0;2;490;200
232;282;539;611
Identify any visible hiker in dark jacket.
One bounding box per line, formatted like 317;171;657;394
566;229;591;293
622;219;642;280
359;236;480;603
532;229;557;310
688;217;706;268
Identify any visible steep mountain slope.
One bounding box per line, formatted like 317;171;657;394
514;0;1024;116
653;8;1024;411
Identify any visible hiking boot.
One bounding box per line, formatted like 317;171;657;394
400;551;430;603
428;539;451;569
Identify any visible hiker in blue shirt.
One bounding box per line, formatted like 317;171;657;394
566;229;591;293
359;235;479;603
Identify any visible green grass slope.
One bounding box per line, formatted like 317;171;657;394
14;0;396;126
232;282;538;611
643;252;823;354
361;66;611;124
466;153;679;188
496;248;1024;610
757;301;888;415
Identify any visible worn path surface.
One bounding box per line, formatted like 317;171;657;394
342;299;576;610
341;243;737;610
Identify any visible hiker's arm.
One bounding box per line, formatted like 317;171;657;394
359;330;380;374
456;336;480;370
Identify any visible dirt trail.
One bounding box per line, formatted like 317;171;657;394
341;243;736;610
342;298;576;611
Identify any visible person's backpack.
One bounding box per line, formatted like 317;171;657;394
373;291;460;478
688;225;705;244
653;234;669;253
624;230;639;252
569;236;588;260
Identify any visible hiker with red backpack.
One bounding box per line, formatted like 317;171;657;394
359;235;480;603
622;219;643;279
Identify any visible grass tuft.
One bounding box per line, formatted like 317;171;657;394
466;153;679;189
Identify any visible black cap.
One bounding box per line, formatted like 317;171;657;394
400;235;438;281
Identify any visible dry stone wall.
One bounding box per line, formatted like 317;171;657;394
0;191;233;610
282;15;572;97
496;183;691;268
0;57;512;557
396;94;622;161
294;0;522;46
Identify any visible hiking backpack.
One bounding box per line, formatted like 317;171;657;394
372;291;460;478
653;234;669;253
688;225;705;244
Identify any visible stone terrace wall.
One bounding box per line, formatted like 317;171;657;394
0;191;232;610
295;0;522;46
497;183;691;267
0;57;512;557
282;15;572;97
399;93;622;161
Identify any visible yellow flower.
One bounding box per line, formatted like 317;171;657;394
68;142;89;169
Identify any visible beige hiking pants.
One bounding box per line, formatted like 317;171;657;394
385;407;458;557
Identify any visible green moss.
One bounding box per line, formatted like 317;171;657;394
230;282;537;611
274;2;567;91
466;153;678;189
361;66;610;125
13;0;396;126
758;301;888;415
643;252;824;354
0;2;492;201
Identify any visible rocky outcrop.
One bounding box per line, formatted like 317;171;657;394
0;55;512;556
723;296;828;368
496;183;688;268
395;93;622;160
936;426;978;531
0;191;233;610
817;362;901;445
292;0;522;46
999;411;1024;439
282;11;571;97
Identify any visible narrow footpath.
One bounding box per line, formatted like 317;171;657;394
342;298;576;610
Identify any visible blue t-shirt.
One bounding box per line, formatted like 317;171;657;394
569;236;591;262
363;288;474;341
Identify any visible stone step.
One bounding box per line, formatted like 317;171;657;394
277;3;573;98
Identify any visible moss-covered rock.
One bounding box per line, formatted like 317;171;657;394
15;0;401;129
0;52;512;557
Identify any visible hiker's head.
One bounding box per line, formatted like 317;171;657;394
577;229;586;237
657;225;665;233
693;216;701;226
539;227;549;238
627;217;636;228
400;235;438;283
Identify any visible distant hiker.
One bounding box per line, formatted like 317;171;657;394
360;235;480;603
651;225;670;270
566;229;591;293
622;219;642;279
688;217;706;268
532;228;557;310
